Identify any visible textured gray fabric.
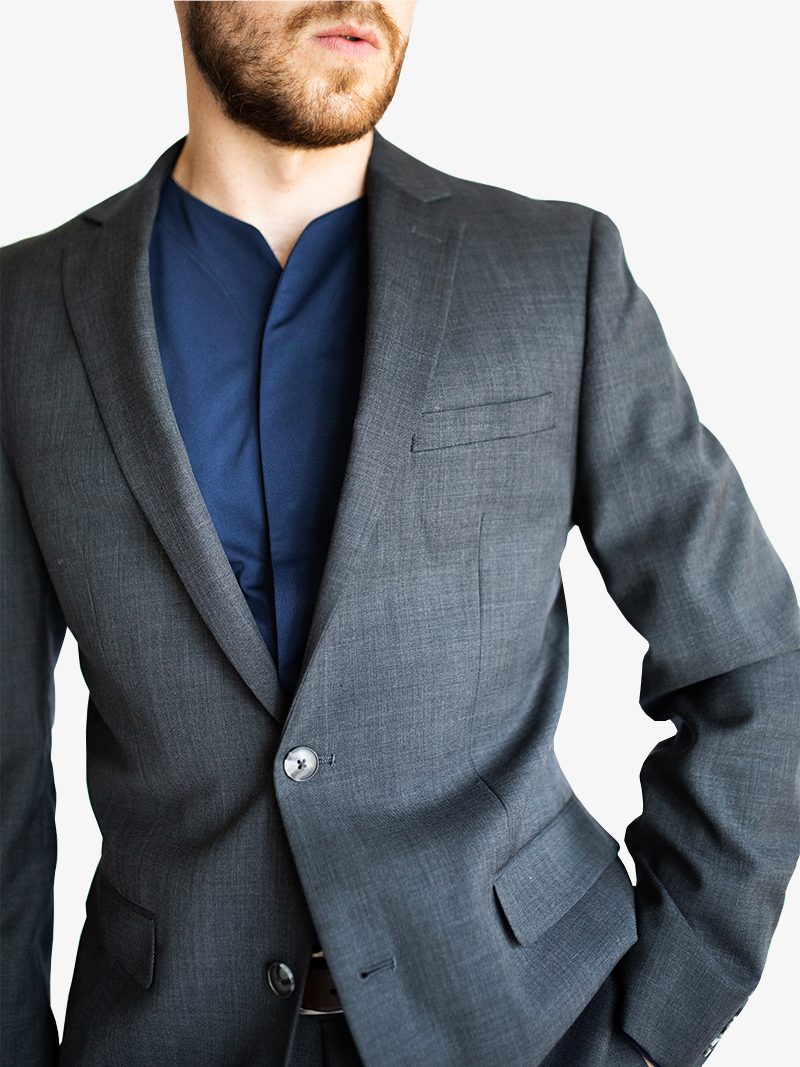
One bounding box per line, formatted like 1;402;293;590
2;132;799;1067
540;971;646;1067
287;1016;364;1067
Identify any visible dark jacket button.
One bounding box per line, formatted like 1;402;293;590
267;961;296;997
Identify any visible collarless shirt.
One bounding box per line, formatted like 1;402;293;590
149;177;368;693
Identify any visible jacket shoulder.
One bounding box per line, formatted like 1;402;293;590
2;213;88;285
0;188;137;310
370;133;599;241
1;139;184;288
1;211;95;368
449;170;596;231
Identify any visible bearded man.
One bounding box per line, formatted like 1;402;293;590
2;3;798;1067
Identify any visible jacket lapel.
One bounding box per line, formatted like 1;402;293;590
297;135;464;692
62;133;462;720
63;142;289;724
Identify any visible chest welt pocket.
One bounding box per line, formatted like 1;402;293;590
493;797;620;947
87;873;156;988
411;392;554;452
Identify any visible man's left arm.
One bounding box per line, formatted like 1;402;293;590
574;212;800;1067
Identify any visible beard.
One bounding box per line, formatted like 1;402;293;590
185;1;408;150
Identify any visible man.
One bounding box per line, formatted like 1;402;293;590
2;1;798;1065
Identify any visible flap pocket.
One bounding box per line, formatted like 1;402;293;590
411;393;554;452
493;797;619;947
87;873;156;988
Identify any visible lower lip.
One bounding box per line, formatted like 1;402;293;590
312;35;378;58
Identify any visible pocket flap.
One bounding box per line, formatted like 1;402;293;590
493;797;620;946
87;873;156;989
411;393;554;452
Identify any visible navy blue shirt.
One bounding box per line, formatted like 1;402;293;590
149;177;367;692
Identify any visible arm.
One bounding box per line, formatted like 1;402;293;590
1;445;66;1065
574;214;800;1067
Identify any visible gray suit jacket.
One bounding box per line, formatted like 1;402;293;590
2;134;799;1067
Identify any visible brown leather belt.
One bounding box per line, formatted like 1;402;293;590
299;952;344;1015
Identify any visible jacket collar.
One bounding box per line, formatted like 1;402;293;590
80;131;455;225
63;132;463;724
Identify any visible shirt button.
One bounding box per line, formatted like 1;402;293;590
267;961;296;998
283;746;319;781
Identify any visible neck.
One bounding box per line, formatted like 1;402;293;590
172;55;372;267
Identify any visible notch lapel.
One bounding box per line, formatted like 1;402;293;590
297;137;465;691
63;143;289;724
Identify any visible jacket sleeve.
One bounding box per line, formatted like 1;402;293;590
573;212;800;1067
1;444;65;1065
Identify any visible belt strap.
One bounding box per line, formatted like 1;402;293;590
299;952;344;1015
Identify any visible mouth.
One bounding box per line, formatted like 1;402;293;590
310;22;381;58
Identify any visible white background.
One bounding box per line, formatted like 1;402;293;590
2;1;798;1061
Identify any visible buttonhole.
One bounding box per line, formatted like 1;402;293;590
359;956;397;980
410;226;443;245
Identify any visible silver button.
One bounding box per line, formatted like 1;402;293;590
283;746;319;781
267;961;295;998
